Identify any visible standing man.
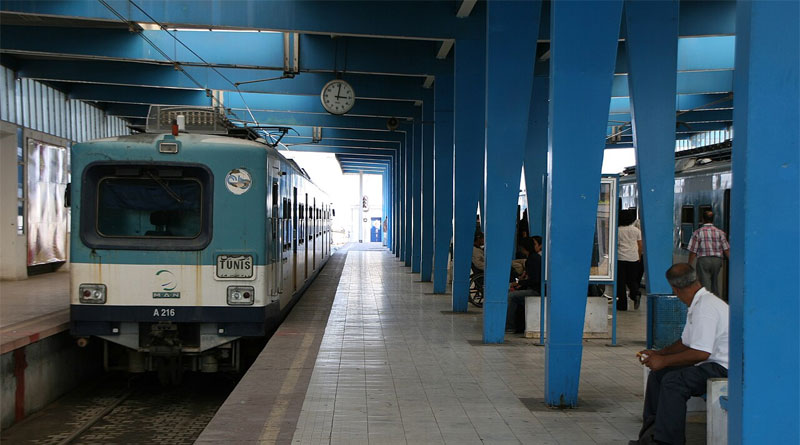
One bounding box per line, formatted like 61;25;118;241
630;263;729;445
687;210;730;296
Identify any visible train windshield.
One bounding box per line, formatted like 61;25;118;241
80;163;212;250
97;177;202;238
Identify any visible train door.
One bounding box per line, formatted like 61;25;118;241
313;198;317;270
270;177;281;298
292;186;298;292
304;193;309;279
281;175;292;302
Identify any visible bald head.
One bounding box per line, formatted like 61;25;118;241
666;263;698;289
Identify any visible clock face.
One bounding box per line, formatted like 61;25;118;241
321;79;355;115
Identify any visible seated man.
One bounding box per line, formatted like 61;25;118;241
472;232;485;272
630;263;729;445
505;236;542;334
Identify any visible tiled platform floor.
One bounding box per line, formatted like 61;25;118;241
290;250;662;445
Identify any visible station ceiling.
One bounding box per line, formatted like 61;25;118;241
0;0;735;171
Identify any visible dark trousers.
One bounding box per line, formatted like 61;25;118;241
617;260;642;310
641;363;728;444
506;290;538;333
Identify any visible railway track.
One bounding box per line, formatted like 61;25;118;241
1;372;239;444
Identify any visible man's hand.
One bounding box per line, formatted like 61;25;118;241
642;354;669;371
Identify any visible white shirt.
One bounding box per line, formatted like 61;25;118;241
681;287;729;369
618;225;642;262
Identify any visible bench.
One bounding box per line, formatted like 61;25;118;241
642;369;728;443
707;378;728;445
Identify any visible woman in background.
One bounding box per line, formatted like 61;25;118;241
617;209;643;310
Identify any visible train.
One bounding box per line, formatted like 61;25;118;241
69;106;332;381
619;142;732;299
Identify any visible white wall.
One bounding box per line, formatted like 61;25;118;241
0;121;26;279
1;64;131;280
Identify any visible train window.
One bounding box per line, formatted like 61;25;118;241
681;206;695;225
272;182;278;208
680;205;696;247
699;204;712;223
80;163;212;250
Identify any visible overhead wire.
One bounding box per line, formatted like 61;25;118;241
606;93;733;143
97;0;262;125
126;0;261;125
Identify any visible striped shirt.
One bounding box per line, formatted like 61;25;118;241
687;224;730;258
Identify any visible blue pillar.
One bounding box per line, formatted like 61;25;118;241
395;150;402;256
730;1;799;442
624;0;678;295
483;0;542;343
524;75;549;238
411;122;422;272
433;60;455;294
544;0;623;407
404;126;413;265
420;91;435;281
452;35;486;312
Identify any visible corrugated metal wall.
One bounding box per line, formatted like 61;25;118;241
0;65;130;142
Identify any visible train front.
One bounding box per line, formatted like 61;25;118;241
69;107;270;377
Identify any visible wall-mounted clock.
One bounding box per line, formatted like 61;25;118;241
320;79;355;115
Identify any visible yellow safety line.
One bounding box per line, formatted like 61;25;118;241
259;331;315;443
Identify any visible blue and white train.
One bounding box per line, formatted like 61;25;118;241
69;107;332;378
619;143;732;298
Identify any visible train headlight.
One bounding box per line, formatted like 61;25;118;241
79;284;107;304
227;286;254;305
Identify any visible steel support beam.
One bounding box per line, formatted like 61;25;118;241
624;0;679;296
544;0;623;407
10;58;427;101
0;1;736;38
452;36;486;312
483;0;542;343
432;60;454;294
729;1;800;442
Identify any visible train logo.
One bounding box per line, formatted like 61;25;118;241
225;168;252;195
153;269;180;298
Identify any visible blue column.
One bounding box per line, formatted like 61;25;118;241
395;150;402;256
730;1;799;442
404;126;413;265
524;75;549;238
452;35;486;312
433;60;455;294
544;0;623;407
411;122;422;272
483;0;542;343
420;90;435;281
624;0;678;295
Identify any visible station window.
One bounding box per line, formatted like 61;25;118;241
80;163;212;250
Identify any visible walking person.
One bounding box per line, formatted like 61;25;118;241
687;210;729;297
617;209;643;310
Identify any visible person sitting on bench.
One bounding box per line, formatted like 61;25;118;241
630;263;729;445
